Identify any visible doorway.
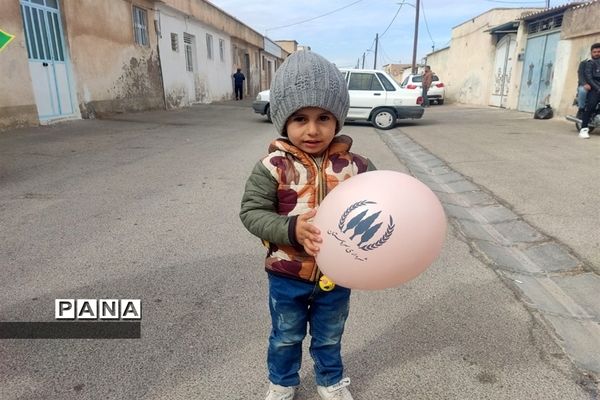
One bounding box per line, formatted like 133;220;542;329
490;34;516;108
517;32;560;113
20;0;76;121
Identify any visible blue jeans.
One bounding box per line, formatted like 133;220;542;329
577;85;589;109
267;274;351;387
422;86;429;107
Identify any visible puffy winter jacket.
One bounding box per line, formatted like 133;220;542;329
240;135;376;283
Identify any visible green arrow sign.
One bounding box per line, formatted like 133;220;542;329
0;29;15;52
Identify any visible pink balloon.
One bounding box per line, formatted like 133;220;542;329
314;170;446;290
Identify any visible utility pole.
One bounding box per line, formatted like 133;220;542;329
411;0;420;73
362;52;366;69
356;58;360;69
374;33;379;69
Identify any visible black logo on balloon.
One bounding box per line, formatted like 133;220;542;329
327;200;395;261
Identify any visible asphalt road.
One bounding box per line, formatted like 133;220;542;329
0;102;596;399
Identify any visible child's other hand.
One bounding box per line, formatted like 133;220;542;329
295;209;322;256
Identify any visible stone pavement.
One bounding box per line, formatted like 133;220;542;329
378;105;600;377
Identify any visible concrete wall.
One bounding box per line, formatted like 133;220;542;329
156;4;234;107
275;40;298;54
0;1;38;129
62;0;164;118
424;49;450;86
443;8;539;105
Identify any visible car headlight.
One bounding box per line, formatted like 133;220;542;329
256;94;261;101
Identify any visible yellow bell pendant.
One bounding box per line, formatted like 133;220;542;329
319;275;335;291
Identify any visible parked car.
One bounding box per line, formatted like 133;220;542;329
252;68;424;130
401;73;445;105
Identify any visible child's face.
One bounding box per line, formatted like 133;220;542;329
285;107;337;156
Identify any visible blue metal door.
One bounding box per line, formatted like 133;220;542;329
20;0;75;120
517;32;560;113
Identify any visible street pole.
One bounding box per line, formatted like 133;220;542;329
374;33;379;69
411;0;420;73
362;52;366;69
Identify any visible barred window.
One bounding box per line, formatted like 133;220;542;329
206;33;213;59
219;39;225;62
132;6;149;46
184;33;194;72
171;33;178;52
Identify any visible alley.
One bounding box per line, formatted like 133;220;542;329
0;102;598;399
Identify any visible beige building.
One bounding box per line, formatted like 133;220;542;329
383;63;413;84
426;1;600;117
275;40;299;54
260;38;290;91
425;8;541;107
0;0;289;129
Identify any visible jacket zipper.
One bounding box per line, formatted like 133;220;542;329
310;154;327;284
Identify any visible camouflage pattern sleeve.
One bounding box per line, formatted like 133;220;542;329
240;161;293;245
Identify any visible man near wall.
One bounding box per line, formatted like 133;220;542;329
576;58;590;119
579;43;600;139
422;66;433;108
233;68;246;101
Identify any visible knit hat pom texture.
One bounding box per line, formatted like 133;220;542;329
270;51;350;136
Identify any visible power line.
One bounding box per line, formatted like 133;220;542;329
379;1;406;39
378;41;396;65
266;0;364;32
420;0;435;49
361;1;406;68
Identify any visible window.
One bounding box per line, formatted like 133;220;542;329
377;73;396;91
219;39;225;62
184;33;194;72
206;33;213;59
528;15;562;34
348;73;383;91
132;6;149;46
171;33;178;52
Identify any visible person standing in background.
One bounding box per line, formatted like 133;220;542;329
421;66;433;108
576;58;591;119
233;68;245;100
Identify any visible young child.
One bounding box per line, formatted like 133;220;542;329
240;51;376;400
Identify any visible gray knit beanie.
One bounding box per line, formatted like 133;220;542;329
270;50;350;136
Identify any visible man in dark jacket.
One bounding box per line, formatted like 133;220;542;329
579;43;600;139
576;59;590;119
233;68;245;100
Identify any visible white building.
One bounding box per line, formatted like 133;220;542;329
156;3;234;107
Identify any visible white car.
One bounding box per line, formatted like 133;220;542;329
252;68;424;130
400;73;445;105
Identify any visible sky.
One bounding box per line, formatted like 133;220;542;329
209;0;560;68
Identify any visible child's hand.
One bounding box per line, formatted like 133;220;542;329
295;209;322;256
